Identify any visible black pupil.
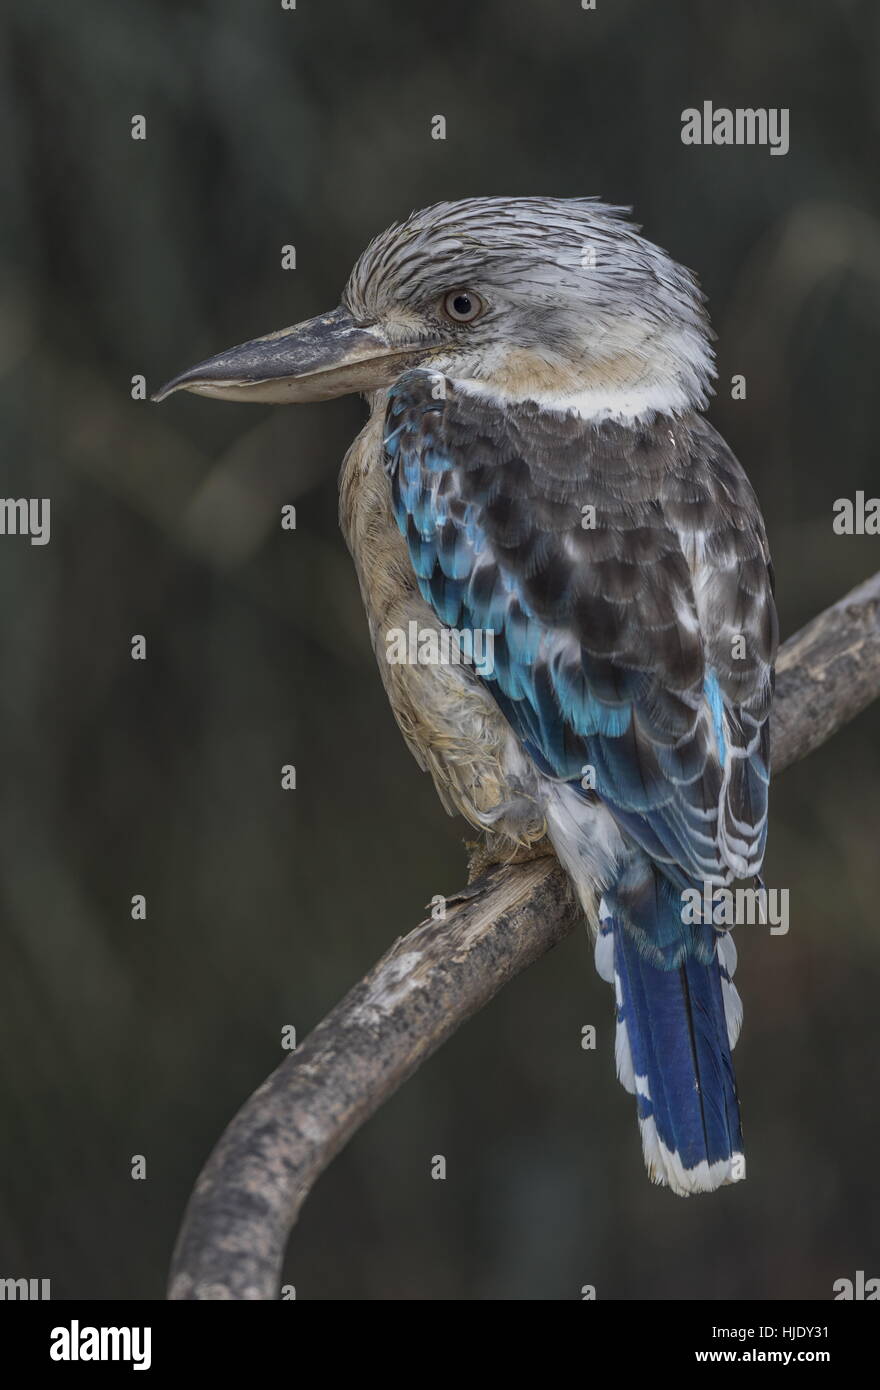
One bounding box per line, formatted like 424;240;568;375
452;294;472;316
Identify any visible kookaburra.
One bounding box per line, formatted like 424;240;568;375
156;197;777;1196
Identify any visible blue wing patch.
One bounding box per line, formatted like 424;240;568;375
384;370;775;895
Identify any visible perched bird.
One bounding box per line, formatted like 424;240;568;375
156;197;777;1196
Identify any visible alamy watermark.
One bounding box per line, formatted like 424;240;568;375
681;882;789;934
50;1321;151;1370
681;102;789;156
0;1275;50;1299
833;1270;879;1300
385;621;495;678
832;491;880;535
0;498;50;545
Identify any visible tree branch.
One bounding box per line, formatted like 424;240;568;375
168;568;880;1300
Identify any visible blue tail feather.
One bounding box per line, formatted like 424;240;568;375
598;878;744;1196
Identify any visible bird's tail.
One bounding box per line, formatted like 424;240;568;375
594;880;745;1197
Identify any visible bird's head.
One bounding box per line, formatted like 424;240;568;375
154;197;714;421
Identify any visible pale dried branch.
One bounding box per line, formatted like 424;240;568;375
168;568;880;1300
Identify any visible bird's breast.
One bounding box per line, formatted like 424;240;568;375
338;405;544;844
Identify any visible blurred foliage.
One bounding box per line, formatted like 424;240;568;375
0;0;879;1299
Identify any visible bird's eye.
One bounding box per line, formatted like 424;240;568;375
442;289;484;323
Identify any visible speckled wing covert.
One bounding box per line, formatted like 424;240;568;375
384;368;777;919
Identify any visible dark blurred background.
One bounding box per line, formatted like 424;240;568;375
1;0;879;1300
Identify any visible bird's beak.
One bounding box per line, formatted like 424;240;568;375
152;306;430;404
